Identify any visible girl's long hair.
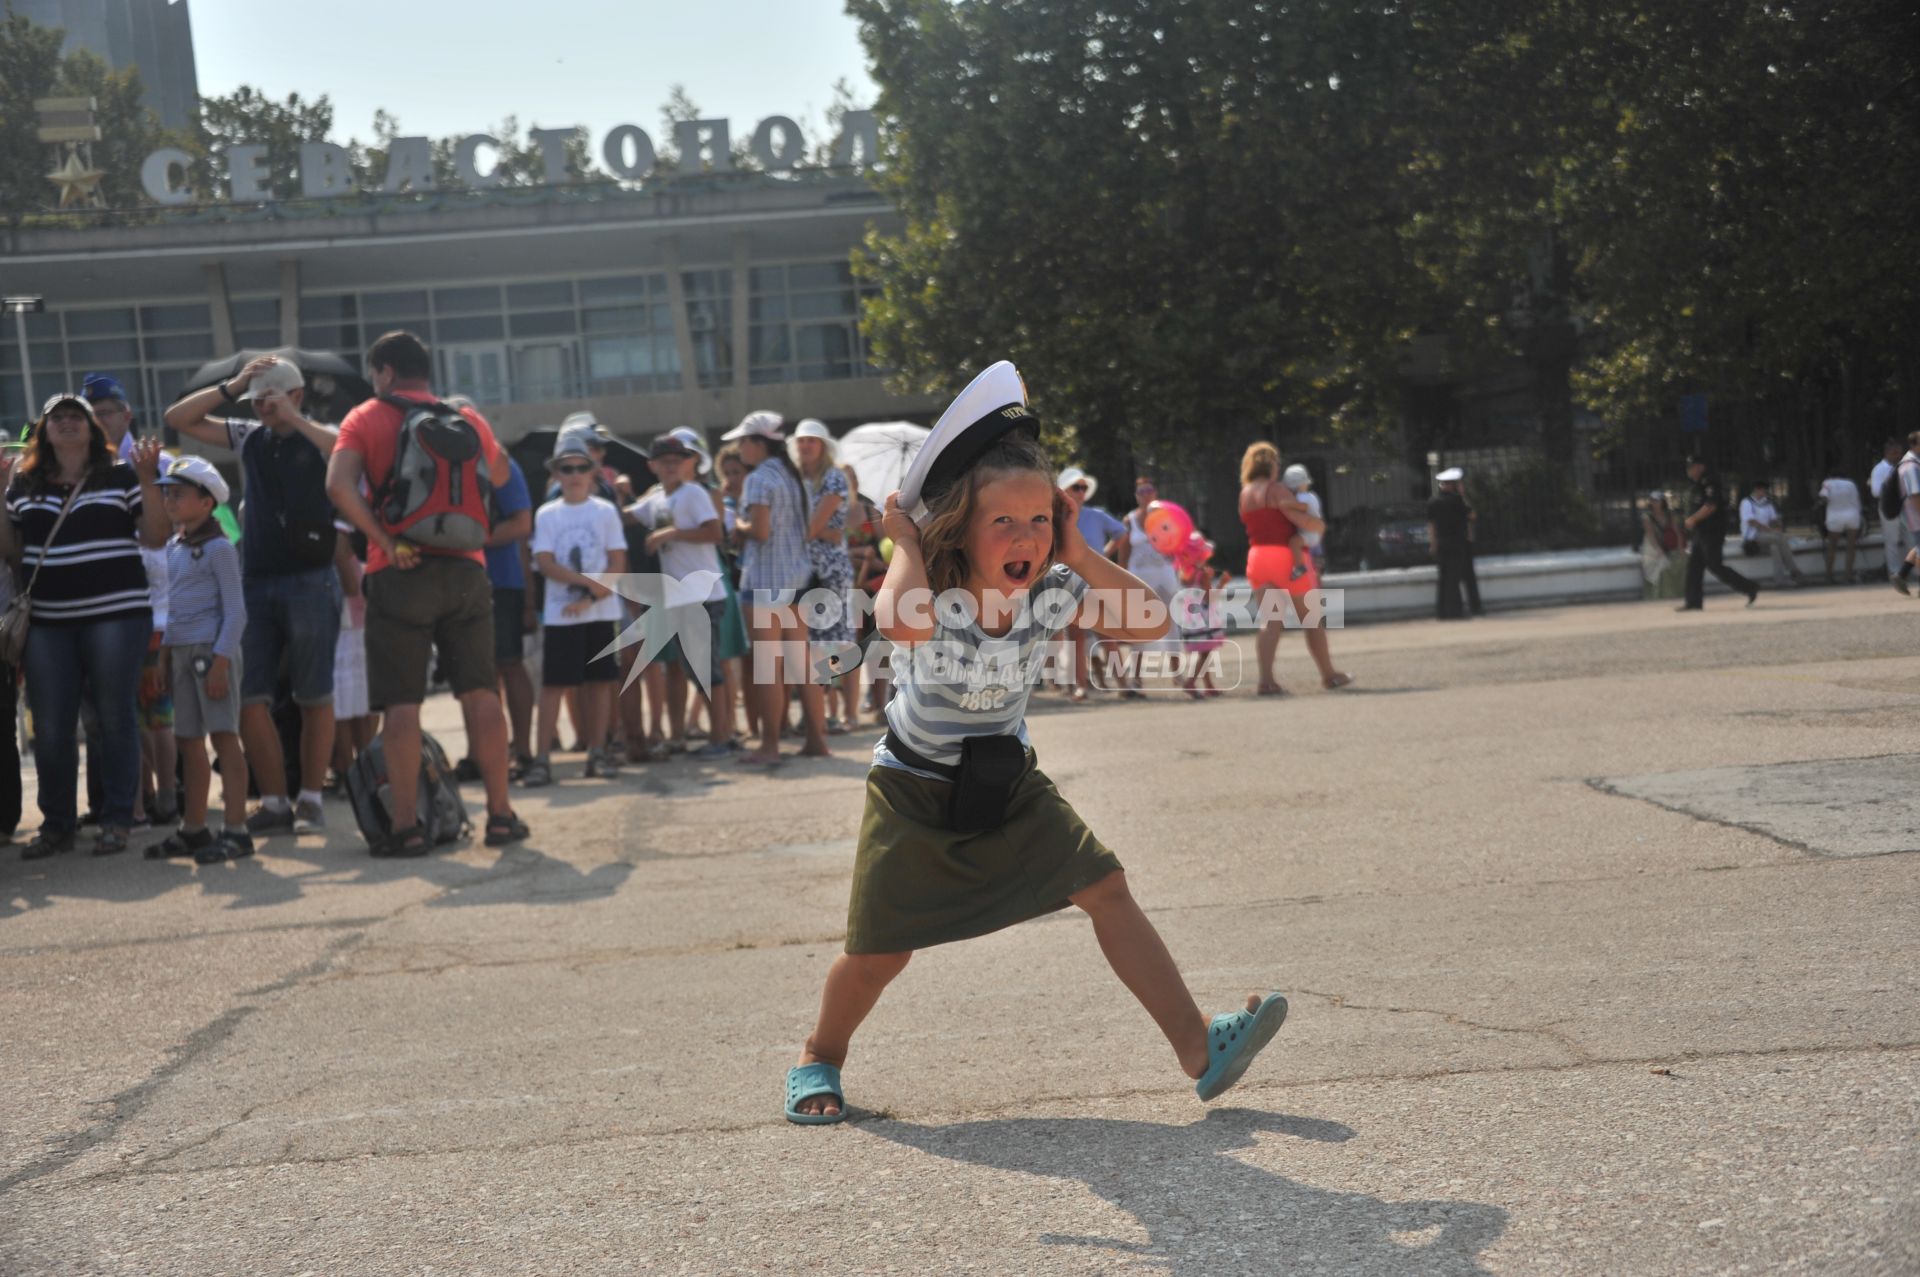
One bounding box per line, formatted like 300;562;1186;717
15;406;113;493
1240;441;1280;485
917;432;1055;596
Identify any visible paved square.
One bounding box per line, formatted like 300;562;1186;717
3;587;1916;1274
1599;754;1920;858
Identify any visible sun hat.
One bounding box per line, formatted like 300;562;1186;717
788;418;838;466
1056;466;1097;501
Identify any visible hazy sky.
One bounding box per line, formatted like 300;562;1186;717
190;0;878;146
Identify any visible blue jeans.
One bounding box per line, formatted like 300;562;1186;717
24;611;150;832
242;567;342;705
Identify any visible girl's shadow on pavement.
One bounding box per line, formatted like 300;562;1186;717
863;1107;1506;1275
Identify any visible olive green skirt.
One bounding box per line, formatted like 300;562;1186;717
845;754;1124;955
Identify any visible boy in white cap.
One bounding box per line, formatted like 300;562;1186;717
151;457;253;865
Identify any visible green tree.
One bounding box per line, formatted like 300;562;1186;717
192;85;337;201
848;0;1444;505
1;16;188;224
0;15;70;225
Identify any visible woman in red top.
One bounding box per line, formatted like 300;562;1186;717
1240;442;1352;696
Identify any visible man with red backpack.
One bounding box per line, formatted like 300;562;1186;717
327;331;529;856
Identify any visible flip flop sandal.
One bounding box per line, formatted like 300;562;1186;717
785;1062;847;1125
1195;993;1289;1102
484;811;530;848
1322;673;1356;691
371;826;432;859
147;827;214;860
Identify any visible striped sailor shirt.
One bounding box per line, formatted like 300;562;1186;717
5;465;152;625
875;565;1087;775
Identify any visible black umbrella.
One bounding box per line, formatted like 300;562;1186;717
177;347;373;423
510;426;653;489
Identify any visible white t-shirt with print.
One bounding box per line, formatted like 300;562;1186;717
627;483;726;603
531;495;625;626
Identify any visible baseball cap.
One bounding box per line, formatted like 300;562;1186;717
81;373;130;405
243;359;304;400
648;431;698;460
156;454;231;505
39;392;101;425
720;410;785;442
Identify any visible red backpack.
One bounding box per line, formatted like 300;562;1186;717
374;395;493;552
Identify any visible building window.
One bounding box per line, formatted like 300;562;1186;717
583;273;677;396
748;260;880;384
230;297;281;350
681;269;733;390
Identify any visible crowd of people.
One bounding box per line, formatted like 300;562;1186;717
1635;442;1920;609
3;330;1360;863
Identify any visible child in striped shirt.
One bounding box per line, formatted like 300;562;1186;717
150;457;252;865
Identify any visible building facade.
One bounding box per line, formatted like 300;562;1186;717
0;174;941;442
8;0;200;131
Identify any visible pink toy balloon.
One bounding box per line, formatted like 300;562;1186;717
1143;500;1194;556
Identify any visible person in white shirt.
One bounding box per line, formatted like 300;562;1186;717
1739;482;1805;585
521;435;628;786
1869;437;1908;580
1816;471;1861;584
1895;434;1920;595
629;432;736;760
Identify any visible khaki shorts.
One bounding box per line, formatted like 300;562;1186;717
365;556;496;710
170;643;243;739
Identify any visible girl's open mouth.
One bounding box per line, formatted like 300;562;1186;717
1003;560;1033;583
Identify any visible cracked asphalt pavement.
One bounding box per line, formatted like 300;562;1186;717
3;585;1916;1274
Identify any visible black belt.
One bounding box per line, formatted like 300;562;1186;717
884;728;960;781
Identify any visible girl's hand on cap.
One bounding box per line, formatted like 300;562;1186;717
881;492;918;548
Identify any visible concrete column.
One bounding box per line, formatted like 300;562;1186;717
661;236;703;416
730;232;751;421
279;260;301;346
203;261;236;354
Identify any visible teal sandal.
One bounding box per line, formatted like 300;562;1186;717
784;1063;847;1125
1195;993;1289;1102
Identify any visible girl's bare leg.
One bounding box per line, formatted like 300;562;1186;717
1071;870;1259;1078
794;950;912;1117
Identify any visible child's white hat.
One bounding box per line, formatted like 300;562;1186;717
1281;464;1311;491
897;360;1037;522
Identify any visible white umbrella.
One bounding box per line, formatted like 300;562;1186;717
838;421;930;501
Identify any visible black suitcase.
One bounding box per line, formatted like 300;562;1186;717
344;731;470;848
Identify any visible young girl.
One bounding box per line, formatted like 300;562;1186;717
1175;533;1228;699
785;362;1287;1123
148;457;253;865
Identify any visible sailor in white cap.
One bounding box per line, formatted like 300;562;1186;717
781;360;1288;1126
1427;465;1482;619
